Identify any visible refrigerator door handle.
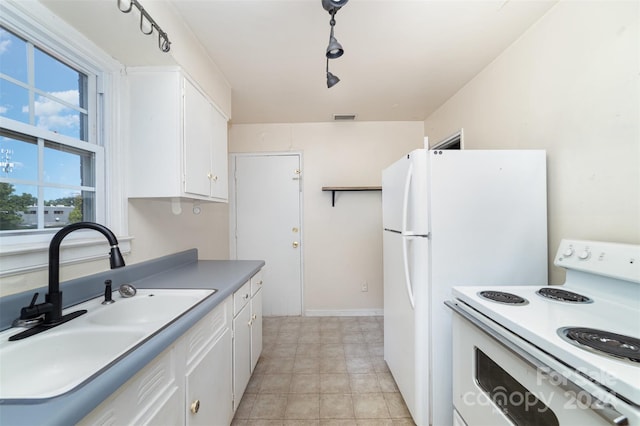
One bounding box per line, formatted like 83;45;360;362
401;163;416;309
402;231;430;238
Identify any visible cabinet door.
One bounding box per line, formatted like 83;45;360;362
140;385;183;426
210;106;228;201
183;78;213;198
185;328;232;426
128;70;183;198
250;288;263;373
233;304;252;412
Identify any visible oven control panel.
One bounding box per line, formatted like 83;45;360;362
554;239;640;283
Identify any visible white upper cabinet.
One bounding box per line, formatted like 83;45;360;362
127;67;228;202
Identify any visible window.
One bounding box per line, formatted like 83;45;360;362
0;1;129;279
0;27;100;232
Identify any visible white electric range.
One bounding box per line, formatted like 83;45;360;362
447;239;640;426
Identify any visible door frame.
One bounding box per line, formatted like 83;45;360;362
228;151;305;315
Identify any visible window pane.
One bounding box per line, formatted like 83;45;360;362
80;190;95;223
43;186;93;228
0;28;28;83
0;78;30;124
0;132;37;182
0;182;37;230
34;94;86;140
34;47;84;104
44;141;94;187
33;47;88;141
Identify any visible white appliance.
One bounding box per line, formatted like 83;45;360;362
382;149;548;426
447;239;640;426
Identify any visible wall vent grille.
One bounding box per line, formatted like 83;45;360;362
333;114;357;121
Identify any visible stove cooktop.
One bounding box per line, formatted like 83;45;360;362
453;284;640;405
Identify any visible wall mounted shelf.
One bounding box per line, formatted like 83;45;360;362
322;186;382;207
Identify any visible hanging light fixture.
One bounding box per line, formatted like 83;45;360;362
326;10;343;59
322;0;348;88
326;58;340;88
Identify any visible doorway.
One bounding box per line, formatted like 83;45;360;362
230;153;303;316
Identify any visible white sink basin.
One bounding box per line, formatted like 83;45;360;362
86;289;215;327
0;328;145;399
0;288;214;399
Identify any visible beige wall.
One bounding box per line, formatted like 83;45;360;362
424;0;640;284
230;122;424;314
126;199;229;265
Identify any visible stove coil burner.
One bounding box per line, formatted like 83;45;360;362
537;287;592;303
559;327;640;364
478;291;528;305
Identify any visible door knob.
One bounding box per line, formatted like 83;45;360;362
292;241;299;248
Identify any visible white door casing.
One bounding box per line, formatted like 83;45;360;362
230;153;303;316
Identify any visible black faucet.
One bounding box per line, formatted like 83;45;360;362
9;222;126;341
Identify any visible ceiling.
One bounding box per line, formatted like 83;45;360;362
41;0;557;124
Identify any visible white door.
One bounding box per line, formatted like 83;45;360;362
232;154;302;316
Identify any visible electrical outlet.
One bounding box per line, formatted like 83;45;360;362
361;281;368;292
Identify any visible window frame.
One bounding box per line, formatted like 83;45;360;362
0;1;129;278
0;121;104;232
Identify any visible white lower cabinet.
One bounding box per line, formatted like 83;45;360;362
183;299;233;426
79;271;263;426
232;281;252;412
232;270;263;412
250;271;263;373
79;298;232;426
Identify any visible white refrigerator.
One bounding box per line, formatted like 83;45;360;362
382;149;548;426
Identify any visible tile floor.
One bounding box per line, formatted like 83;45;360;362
231;316;416;426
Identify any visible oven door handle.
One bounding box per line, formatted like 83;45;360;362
445;300;630;426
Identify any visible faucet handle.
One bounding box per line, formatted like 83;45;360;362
28;292;39;308
19;292;49;320
13;291;43;327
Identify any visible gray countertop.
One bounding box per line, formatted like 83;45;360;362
0;257;264;426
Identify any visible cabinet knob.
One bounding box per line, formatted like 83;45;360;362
257;280;263;286
252;314;257;321
212;175;218;182
207;173;213;179
190;399;200;414
243;293;250;300
292;241;299;248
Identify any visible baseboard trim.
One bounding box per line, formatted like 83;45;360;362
304;309;383;317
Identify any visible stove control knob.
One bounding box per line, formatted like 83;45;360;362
563;247;574;257
578;249;591;260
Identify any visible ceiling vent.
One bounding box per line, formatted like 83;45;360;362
333;114;357;121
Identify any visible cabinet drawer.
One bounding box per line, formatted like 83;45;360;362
233;281;251;316
250;270;263;297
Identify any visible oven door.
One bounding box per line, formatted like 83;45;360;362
447;301;635;426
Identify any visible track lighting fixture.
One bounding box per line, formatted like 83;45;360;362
322;0;348;88
326;59;340;88
326;10;343;59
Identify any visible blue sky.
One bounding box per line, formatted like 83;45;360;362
0;27;88;202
